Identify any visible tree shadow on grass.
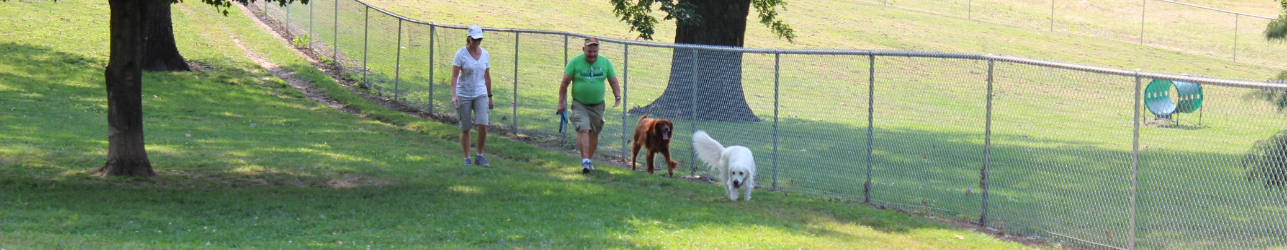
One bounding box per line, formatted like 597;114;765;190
660;115;1287;249
0;43;993;249
368;68;1287;248
0;42;418;188
7;42;1283;248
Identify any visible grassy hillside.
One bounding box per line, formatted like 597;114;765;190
0;1;1043;249
360;0;1285;79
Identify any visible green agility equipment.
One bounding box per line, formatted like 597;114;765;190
1144;79;1203;118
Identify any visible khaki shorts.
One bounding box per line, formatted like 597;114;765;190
570;100;605;136
455;95;489;131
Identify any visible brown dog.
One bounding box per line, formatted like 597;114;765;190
631;115;678;176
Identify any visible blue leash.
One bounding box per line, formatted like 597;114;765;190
557;110;569;134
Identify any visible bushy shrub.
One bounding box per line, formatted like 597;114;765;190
1244;131;1287;190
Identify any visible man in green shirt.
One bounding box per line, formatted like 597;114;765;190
557;37;621;173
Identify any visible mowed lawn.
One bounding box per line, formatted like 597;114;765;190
0;1;1042;249
262;0;1287;249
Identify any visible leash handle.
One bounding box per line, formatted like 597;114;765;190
557;110;569;133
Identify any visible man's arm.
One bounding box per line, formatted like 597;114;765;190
607;77;621;108
557;74;573;112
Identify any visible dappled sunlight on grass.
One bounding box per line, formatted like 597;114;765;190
232;165;269;174
58;169;95;177
448;185;485;195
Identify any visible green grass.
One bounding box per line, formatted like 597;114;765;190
0;1;1044;249
257;0;1287;249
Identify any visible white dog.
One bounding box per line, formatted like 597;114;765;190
692;131;756;201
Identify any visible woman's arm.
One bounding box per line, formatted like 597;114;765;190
484;68;493;109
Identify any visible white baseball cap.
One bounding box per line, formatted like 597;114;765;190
467;25;484;39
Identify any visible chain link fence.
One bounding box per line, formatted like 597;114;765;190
253;1;1287;249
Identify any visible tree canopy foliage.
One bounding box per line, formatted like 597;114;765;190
1269;0;1287;41
609;0;795;42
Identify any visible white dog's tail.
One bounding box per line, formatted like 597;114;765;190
691;131;727;171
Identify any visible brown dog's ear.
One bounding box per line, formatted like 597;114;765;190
649;120;663;136
655;120;673;139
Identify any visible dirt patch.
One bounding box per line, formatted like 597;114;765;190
233;6;351;115
324;174;396;188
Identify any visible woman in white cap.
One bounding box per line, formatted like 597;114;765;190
452;25;493;167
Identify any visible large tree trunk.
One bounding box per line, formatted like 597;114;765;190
628;0;761;122
141;0;191;72
98;0;156;176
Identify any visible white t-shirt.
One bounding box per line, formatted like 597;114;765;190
452;47;490;98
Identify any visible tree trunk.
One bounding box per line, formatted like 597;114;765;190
141;0;191;72
628;0;761;122
98;0;156;177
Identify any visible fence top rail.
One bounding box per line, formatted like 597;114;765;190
1154;0;1276;19
346;0;1287;90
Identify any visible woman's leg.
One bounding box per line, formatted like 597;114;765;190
471;96;490;154
475;125;487;154
456;96;476;159
460;130;471;158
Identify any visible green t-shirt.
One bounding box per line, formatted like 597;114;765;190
564;54;615;105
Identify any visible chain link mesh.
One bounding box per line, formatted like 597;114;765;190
775;53;871;199
1138;82;1287;249
511;33;576;144
260;1;1287;248
990;61;1136;248
868;56;989;218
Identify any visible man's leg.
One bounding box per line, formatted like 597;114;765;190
577;129;592;159
587;133;599;160
577;129;593;173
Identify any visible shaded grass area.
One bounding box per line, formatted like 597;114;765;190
0;1;1040;249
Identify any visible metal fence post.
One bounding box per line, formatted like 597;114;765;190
865;54;875;203
968;0;972;19
1050;0;1055;32
429;25;435;115
309;1;313;36
285;3;290;32
771;52;780;190
362;6;369;86
980;59;994;227
394;19;403;102
1233;13;1239;62
562;35;569;144
1139;0;1146;45
513;32;520;133
622;44;630;162
689;48;699;176
1130;73;1142;250
333;0;338;61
